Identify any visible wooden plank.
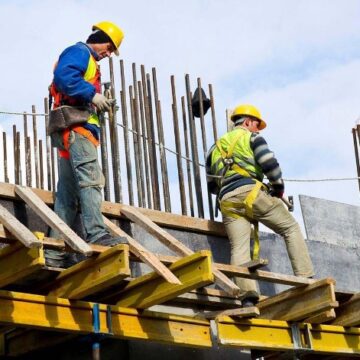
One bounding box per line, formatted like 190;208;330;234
115;251;214;309
0;243;45;287
120;205;240;296
240;258;268;271
173;292;242;308
0;204;42;248
332;293;360;327
0;230;316;288
103;216;181;285
0;182;225;236
14;185;92;255
258;278;338;321
201;306;260;319
305;309;336;324
47;244;130;299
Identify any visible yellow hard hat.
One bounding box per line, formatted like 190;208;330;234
231;104;267;130
92;21;124;56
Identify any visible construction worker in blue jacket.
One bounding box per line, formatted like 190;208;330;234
206;104;314;306
46;21;124;268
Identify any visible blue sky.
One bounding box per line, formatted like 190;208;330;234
0;0;360;228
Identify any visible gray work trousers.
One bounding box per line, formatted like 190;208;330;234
220;184;314;299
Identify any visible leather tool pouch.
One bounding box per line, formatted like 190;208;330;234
48;106;91;134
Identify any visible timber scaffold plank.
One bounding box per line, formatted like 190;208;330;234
14;185;92;255
120;205;240;296
0;289;212;357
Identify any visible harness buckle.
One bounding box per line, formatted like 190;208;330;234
223;158;234;165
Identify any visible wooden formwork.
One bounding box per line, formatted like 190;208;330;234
0;184;358;358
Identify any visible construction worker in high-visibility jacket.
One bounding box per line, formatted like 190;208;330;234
206;104;314;307
46;21;124;268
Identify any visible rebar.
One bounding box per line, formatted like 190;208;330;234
170;75;187;215
120;60;134;205
185;74;204;218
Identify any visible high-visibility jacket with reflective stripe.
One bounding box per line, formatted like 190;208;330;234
50;42;101;127
209;127;263;189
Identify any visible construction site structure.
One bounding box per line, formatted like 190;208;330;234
0;182;358;359
0;59;359;359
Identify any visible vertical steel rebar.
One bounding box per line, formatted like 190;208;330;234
152;68;171;212
138;80;152;209
99;112;110;201
208;84;218;142
181;96;194;217
16;132;22;185
354;126;360;191
120;60;134;206
44;98;52;191
129;86;143;207
108;58;122;203
13;125;17;184
132;63;146;207
23;112;32;187
146;72;161;210
170;75;187;215
39;139;44;189
3;132;9;183
185;74;204;218
197;78;214;220
32;105;40;188
140;65;154;209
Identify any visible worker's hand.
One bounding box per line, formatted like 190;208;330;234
92;93;115;112
269;183;284;198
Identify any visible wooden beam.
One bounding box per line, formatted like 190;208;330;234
14;185;92;255
201;306;260;319
103;216;181;285
0;243;45;287
258;278;338;321
114;251;214;309
332;293;360;327
0;289;212;357
46;244;130;299
120;205;240;296
0;231;316;288
0;204;42;248
305;309;336;324
0;182;225;236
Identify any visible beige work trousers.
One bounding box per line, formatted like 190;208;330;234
221;184;314;298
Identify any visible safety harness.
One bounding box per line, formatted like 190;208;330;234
215;131;267;259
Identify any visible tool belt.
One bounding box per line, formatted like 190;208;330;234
48;105;92;135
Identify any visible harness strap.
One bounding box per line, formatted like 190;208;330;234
216;131;266;260
58;126;99;159
220;181;263;260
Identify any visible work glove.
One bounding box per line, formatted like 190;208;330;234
269;182;284;198
92;93;115;112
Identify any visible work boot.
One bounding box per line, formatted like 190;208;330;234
241;297;259;308
45;249;67;269
93;233;128;247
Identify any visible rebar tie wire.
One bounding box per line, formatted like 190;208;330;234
1;111;359;183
